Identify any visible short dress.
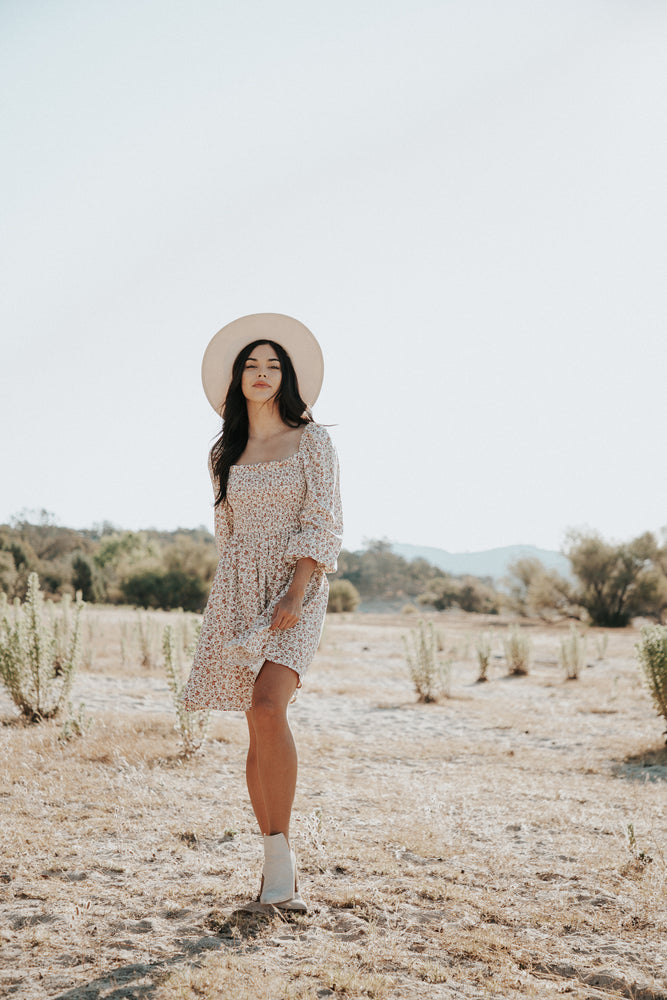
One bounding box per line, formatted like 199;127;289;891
181;422;343;712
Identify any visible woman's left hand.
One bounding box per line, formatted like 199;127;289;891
270;592;303;630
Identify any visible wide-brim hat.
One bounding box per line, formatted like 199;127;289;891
201;312;324;415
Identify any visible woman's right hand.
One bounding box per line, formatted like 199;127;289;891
269;592;303;630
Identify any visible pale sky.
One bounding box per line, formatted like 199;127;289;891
2;0;666;554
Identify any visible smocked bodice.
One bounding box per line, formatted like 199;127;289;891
227;455;306;539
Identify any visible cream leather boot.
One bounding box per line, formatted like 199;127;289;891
260;833;308;912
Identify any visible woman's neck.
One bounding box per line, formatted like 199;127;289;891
246;401;287;441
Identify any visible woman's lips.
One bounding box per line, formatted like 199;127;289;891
253;382;269;388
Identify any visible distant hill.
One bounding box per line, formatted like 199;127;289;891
390;542;571;582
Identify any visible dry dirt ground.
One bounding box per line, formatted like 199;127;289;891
1;608;666;1000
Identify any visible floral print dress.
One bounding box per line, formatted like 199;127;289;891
181;422;343;712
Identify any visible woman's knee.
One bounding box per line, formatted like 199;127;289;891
250;695;287;734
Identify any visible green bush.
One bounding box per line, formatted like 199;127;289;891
636;624;667;742
566;530;665;627
455;577;500;614
0;534;38;601
504;558;577;621
419;575;500;614
0;551;18;598
334;540;448;602
121;570;207;612
0;572;84;721
327;579;360;613
71;552;106;603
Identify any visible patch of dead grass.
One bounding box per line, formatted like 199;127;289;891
1;608;666;1000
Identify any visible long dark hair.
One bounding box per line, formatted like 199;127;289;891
211;339;311;505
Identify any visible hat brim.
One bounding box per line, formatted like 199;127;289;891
201;313;324;415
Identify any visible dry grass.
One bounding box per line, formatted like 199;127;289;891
1;609;666;999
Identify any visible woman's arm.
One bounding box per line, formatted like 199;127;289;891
283;424;343;572
269;557;317;630
271;424;343;631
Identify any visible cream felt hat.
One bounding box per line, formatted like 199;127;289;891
201;313;324;415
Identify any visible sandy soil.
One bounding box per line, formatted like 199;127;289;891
1;608;666;999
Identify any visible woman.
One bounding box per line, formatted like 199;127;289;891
182;313;343;913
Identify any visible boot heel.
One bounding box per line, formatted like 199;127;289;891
277;860;308;913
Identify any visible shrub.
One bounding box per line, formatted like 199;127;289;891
334;539;449;602
0;550;18;598
59;701;93;741
475;631;493;682
403;619;449;702
503;626;531;676
455;577;500;614
504;557;577;621
327;579;360;613
559;624;586;680
0;572;84;721
135;610;161;669
163;532;218;582
121;570;207;612
566;530;664;627
419;574;500;614
71;552;106;603
163;621;210;755
635;624;667;742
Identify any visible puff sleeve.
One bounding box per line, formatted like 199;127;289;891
284;423;343;573
208;451;232;556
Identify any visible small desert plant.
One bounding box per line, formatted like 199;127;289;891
172;608;199;653
595;633;609;661
403;619;449;702
136;610;160;668
626;822;653;868
503;626;531;676
635;624;667;742
328;579;360;613
559;623;587;680
475;631;493;682
163;621;210;755
59;700;93;741
119;621;129;667
79;619;95;670
0;572;84;721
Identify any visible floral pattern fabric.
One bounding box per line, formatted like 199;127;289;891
181;422;343;712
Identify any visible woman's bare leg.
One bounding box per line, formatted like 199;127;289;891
245;711;269;834
246;660;299;842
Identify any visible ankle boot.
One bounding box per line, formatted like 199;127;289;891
260;833;294;905
260;833;307;911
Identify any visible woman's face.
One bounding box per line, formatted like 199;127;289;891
240;342;282;403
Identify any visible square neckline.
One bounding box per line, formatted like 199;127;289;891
231;422;312;469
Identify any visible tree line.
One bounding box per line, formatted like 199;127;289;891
1;512;666;626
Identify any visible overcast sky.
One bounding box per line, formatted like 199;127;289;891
2;0;666;554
